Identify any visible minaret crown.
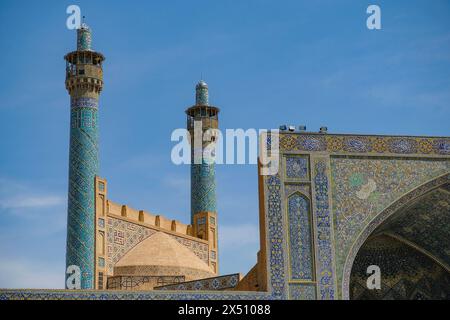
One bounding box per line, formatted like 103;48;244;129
195;80;209;106
186;80;219;132
65;22;104;98
77;23;92;51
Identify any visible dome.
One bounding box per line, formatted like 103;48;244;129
195;80;209;105
196;80;208;88
114;231;214;281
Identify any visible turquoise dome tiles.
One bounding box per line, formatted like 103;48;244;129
66;97;99;289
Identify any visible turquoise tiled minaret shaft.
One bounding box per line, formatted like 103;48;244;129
186;81;220;223
64;23;104;289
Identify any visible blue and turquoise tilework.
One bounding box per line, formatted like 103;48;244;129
313;160;336;300
191;161;217;219
287;194;313;281
285;156;309;180
66;97;99;289
288;283;316;300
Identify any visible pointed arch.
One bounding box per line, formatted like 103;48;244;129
341;173;450;299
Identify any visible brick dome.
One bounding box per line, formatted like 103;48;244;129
113;231;214;281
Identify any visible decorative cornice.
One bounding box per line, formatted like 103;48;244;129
280;133;450;157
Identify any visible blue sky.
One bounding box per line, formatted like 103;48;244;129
0;0;449;288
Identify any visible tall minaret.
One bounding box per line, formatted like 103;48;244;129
186;81;220;274
64;23;104;289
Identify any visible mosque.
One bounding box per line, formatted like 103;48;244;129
64;23;240;291
0;23;449;300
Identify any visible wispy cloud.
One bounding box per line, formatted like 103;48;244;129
0;177;66;233
0;179;66;289
0;195;64;210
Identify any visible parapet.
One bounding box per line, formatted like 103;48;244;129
106;200;193;238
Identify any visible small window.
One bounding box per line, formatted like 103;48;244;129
78;69;85;75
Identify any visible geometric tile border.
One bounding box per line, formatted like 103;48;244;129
280;134;450;156
154;273;240;291
311;158;337;299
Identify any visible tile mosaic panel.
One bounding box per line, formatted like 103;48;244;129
107;218;156;275
312;159;336;300
288;283;316;300
285;156;309;180
170;233;209;264
266;174;288;299
155;273;239;291
287;194;313;281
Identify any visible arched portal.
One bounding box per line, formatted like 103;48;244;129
342;174;450;299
